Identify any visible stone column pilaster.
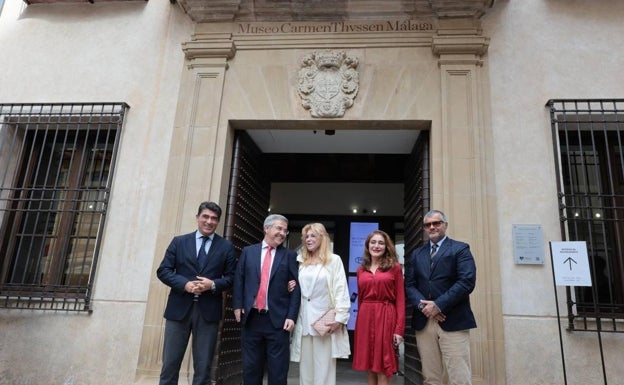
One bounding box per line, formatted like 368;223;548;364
431;32;505;385
135;33;236;381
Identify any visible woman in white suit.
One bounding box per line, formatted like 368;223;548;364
290;223;351;385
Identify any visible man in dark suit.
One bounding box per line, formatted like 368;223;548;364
233;214;300;385
156;201;236;385
405;209;477;385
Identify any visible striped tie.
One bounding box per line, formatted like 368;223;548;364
430;243;438;267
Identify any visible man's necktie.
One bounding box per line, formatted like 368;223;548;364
197;236;209;270
430;243;438;267
256;246;272;310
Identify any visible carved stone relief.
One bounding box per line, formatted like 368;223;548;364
175;0;497;23
297;50;359;118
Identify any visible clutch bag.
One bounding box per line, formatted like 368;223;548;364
311;308;336;336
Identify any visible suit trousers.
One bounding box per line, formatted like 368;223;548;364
159;302;218;385
242;310;291;385
415;318;472;385
299;335;336;385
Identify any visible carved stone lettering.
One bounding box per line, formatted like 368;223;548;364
298;50;359;118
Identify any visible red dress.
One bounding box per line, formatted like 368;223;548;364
352;263;405;377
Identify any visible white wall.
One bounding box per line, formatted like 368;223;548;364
0;1;194;384
2;0;624;383
483;1;624;383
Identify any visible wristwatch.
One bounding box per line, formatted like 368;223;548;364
418;302;426;311
210;282;216;292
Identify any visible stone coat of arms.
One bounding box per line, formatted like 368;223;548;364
298;50;359;118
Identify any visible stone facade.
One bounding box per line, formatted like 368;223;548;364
0;1;623;385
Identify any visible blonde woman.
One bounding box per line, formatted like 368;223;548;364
290;223;351;385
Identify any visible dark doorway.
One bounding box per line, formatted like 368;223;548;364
216;126;429;385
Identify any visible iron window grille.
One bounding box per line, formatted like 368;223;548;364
548;99;624;333
0;103;128;312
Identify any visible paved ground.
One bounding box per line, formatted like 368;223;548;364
286;358;405;385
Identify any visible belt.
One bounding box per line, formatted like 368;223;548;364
252;308;268;314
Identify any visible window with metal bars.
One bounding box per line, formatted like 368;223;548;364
0;103;128;311
548;99;624;332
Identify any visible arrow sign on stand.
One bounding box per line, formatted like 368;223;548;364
550;241;592;287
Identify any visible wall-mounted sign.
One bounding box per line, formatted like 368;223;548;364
512;224;544;264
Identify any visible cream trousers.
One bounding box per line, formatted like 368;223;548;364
299;335;336;385
415;318;472;385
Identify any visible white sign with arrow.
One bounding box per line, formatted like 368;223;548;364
550;241;592;287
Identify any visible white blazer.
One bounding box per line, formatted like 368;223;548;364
290;253;351;361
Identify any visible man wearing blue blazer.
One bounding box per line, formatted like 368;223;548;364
157;201;236;385
405;209;477;385
233;214;300;385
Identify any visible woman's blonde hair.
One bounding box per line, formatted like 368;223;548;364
300;223;332;265
361;230;398;271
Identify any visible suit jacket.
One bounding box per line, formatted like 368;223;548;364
232;242;301;329
405;237;477;332
157;231;236;323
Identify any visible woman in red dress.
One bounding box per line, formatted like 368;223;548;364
352;230;405;385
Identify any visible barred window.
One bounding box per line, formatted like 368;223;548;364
548;99;624;332
0;103;128;311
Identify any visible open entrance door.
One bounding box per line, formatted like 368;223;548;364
212;130;269;385
402;129;430;385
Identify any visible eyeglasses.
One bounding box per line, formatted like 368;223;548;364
423;220;444;229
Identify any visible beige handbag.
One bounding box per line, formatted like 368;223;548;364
311;308;336;336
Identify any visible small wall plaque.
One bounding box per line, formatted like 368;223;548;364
512;224;544;265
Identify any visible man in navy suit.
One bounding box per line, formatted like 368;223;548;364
157;201;236;385
233;214;300;385
405;209;477;385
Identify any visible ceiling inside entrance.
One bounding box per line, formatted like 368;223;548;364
233;119;428;154
247;129;420;154
232;120;427;183
174;0;496;23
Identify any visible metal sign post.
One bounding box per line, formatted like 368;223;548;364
549;241;607;385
